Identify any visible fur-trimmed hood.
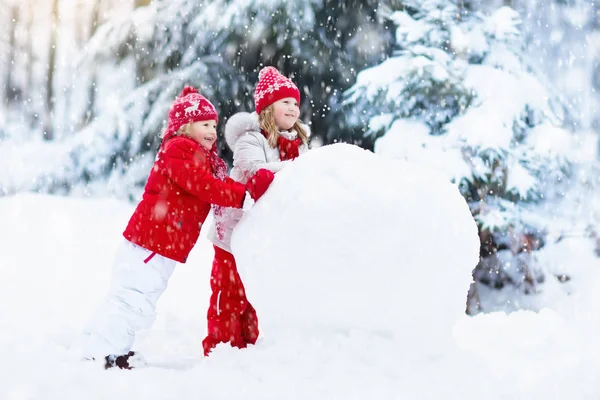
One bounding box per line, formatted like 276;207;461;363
224;112;311;151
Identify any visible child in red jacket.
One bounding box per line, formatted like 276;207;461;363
81;86;274;369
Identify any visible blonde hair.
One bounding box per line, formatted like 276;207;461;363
161;122;193;138
176;123;193;137
258;105;309;148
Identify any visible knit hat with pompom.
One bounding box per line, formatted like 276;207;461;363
162;86;218;143
254;66;300;115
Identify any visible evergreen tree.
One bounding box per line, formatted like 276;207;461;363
479;0;597;131
343;0;576;311
44;0;392;198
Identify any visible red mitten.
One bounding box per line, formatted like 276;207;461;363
245;169;275;201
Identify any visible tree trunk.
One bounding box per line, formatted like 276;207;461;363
5;6;19;103
44;0;59;140
25;5;36;128
134;0;153;85
85;0;102;125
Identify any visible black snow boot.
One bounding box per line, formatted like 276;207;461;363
104;351;137;370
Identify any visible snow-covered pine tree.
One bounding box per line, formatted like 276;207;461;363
480;0;598;131
342;0;576;312
35;0;392;198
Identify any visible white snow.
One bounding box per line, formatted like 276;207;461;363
1;1;599;395
0;138;73;195
458;65;549;130
505;158;537;197
233;143;480;354
484;6;521;41
368;60;576;199
526;123;577;158
346;56;408;101
2;151;600;397
390;11;428;44
374;118;472;184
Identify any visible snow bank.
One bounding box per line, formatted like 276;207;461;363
232;143;480;352
0;138;73;195
3;193;600;398
454;308;600;396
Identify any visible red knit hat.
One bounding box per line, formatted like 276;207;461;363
254;66;301;115
162;86;218;143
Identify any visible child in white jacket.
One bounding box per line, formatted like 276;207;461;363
203;66;309;355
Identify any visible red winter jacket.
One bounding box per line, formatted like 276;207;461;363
123;136;246;263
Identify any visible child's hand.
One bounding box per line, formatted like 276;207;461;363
246;169;275;201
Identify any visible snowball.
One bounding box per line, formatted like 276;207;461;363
232;143;480;352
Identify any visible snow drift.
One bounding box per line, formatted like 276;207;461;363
2;193;600;398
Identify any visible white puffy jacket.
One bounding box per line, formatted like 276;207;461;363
208;112;309;252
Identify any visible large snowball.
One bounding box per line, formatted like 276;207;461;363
232;143;480;350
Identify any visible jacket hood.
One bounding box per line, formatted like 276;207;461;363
224;111;311;151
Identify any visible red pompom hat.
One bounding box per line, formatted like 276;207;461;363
162;86;218;143
254;66;301;115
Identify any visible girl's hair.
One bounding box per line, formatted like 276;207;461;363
258;105;309;148
161;122;193;138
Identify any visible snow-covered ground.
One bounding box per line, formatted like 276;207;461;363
2;145;600;399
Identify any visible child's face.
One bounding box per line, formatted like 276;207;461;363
272;97;300;131
189;120;217;150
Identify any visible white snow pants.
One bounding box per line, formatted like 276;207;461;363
81;240;176;359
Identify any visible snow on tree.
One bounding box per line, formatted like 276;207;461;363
0;0;133;140
8;0;391;198
481;0;600;132
342;0;578;313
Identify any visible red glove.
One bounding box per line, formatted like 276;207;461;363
245;169;275;201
